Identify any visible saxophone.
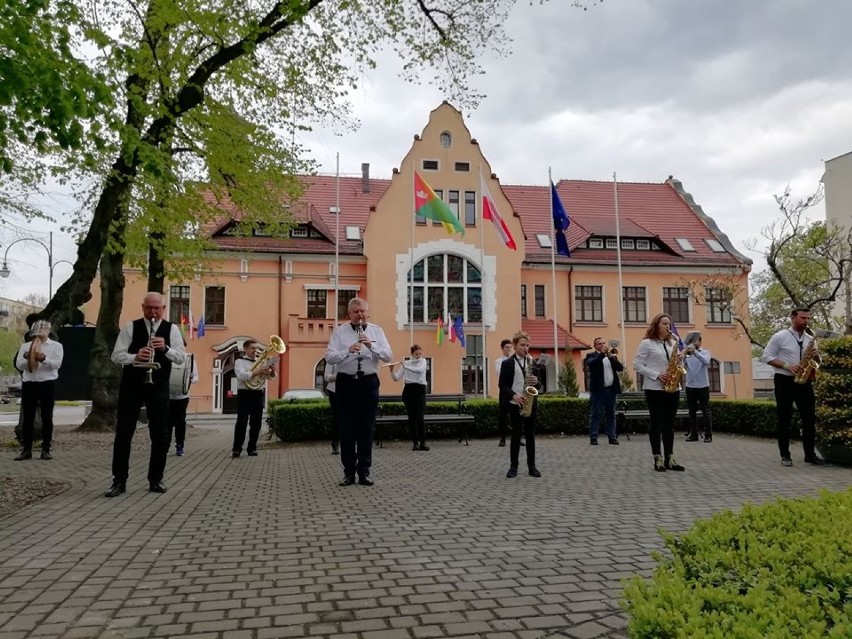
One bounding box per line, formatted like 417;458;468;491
662;332;686;393
793;328;819;384
520;355;539;418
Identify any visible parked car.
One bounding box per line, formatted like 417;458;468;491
280;388;325;402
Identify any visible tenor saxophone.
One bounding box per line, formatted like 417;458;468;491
662;332;686;393
793;327;819;384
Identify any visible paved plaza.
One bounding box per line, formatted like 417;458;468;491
0;416;850;639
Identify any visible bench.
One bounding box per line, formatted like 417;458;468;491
615;392;691;439
375;393;474;447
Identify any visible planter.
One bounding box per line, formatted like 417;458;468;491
816;442;852;466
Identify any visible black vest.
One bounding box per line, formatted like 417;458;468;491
120;318;173;388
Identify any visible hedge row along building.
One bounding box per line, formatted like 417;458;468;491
89;103;753;413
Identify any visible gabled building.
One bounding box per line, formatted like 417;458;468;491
89;102;754;412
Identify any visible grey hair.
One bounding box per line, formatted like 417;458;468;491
348;297;368;312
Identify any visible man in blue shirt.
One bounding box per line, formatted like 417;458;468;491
684;332;713;443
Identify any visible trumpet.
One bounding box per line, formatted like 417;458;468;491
381;361;402;368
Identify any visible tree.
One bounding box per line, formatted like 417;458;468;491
7;1;597;430
557;356;580;397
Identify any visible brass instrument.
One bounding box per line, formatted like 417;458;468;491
382;361;402;368
794;327;819;384
132;319;160;384
662;332;686;393
520;355;539;418
245;335;286;390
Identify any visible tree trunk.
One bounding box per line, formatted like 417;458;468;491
148;231;166;293
78;225;126;432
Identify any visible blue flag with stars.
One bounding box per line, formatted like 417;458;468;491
551;181;571;257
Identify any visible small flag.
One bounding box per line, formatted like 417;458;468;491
179;314;187;338
448;312;456;343
414;171;465;236
452;315;466;348
435;316;444;346
481;171;516;250
197;315;206;338
670;321;685;351
188;310;195;341
550;181;571;257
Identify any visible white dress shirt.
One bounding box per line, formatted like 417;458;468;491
602;356;615;387
495;355;509;375
761;328;815;377
111;319;186;367
391;357;427;385
633;337;677;391
324;322;392;376
507;355;528;406
685;348;712;389
234;357;259;391
16;339;64;383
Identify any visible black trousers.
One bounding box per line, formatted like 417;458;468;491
402;382;427;445
508;402;536;469
328;390;340;449
336;372;379;477
774;374;816;460
20;380;55;451
233;389;265;453
498;399;510;440
685;386;712;438
645;389;680;457
168;397;190;447
112;383;170;484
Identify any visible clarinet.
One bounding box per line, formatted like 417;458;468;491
356;320;365;376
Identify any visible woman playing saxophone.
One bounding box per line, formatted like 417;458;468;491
633;314;686;472
497;330;542;478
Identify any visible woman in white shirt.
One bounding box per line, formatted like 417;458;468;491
633;313;685;473
391;345;429;451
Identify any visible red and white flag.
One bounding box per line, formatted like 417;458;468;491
481;171;517;250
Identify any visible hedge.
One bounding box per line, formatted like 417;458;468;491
623;488;852;638
267;396;786;442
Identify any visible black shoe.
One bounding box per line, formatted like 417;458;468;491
498;438;506;447
804;457;827;465
339;475;356;486
590;439;599;446
13;449;32;461
105;482;126;498
653;455;666;472
247;450;258;457
358;475;374;486
781;457;793;467
685;434;700;442
412;443;420;451
149;482;168;493
703;434;712;443
528;468;542;478
506;468;518;478
419;444;430;451
232;451;241;458
608;438;620;445
665;456;685;471
40;450;52;460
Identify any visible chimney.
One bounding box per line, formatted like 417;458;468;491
361;163;370;194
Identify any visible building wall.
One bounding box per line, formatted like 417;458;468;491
822;152;852;322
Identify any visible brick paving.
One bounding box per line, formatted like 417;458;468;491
0;418;850;639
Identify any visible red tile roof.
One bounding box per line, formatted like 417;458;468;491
522;318;591;351
206;174;750;269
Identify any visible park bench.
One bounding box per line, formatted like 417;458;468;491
375;393;474;447
615;391;691;439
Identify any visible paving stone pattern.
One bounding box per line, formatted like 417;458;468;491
0;420;850;639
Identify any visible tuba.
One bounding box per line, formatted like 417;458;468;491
794;328;819;384
520;355;539;418
245;335;287;390
662;332;686;393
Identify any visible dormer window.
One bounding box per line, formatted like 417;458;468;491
636;239;651;250
589;238;603;249
605;238;618;249
621;239;635;249
291;226;308;238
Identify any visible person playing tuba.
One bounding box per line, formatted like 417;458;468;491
14;320;64;461
232;338;278;458
498;330;542;479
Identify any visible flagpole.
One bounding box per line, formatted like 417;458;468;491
479;166;487;398
335;153;340;328
410;166;415;347
614;172;627;358
549;168;559;387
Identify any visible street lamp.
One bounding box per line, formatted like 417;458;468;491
0;231;72;299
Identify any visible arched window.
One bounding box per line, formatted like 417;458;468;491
315;359;327;392
709;358;721;393
407;253;482;323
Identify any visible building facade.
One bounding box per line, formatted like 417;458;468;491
88;103;754;412
821;152;852;324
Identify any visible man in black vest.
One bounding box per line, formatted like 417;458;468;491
585;337;623;445
106;292;186;497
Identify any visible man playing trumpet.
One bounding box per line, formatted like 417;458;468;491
14;320;64;461
584;338;623;446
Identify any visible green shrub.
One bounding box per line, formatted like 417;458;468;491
814;336;852;448
623;488;852;638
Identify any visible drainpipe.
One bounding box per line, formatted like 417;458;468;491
278;255;284;399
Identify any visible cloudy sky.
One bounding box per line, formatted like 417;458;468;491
3;0;851;302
